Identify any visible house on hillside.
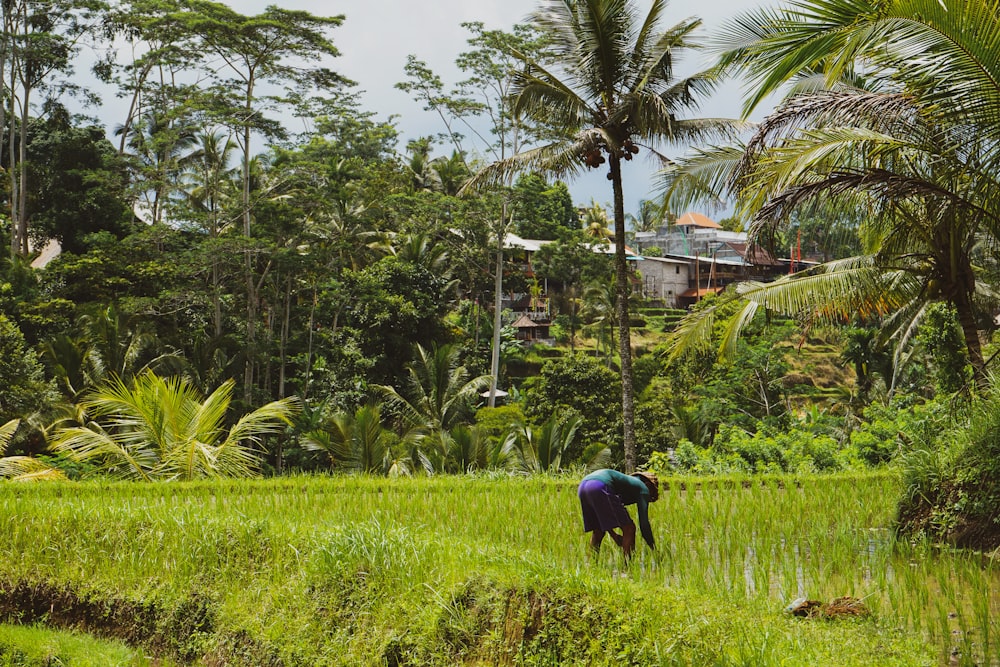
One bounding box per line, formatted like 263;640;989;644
502;232;641;342
504;221;802;321
633;212;797;307
634;211;745;257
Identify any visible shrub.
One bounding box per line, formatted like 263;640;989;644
895;392;1000;550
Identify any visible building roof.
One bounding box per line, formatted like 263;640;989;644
636;256;689;265
511;315;545;328
679;287;723;298
480;389;509;398
30;239;61;269
659;253;748;267
725;242;782;267
504;233;551;252
504;233;640;258
675;212;722;229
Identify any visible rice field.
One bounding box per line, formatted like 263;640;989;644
0;473;993;665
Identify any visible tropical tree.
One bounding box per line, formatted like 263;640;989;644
41;304;181;402
118;110;200;226
580;199;613;243
465;0;735;471
398;24;551;410
302;403;409;475
376;343;490;471
176;2;347;399
51;371;299;480
502;413;606;473
0;315;56;422
0;0;105;257
404;136;441;192
582;279;617;362
661;0;1000;390
179;129;240;337
627;199;665;234
444;423;505;473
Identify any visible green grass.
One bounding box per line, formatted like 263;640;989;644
0;473;991;664
0;623;166;666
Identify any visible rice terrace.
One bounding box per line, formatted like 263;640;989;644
0;474;994;665
1;0;1000;664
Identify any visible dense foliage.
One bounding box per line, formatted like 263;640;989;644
0;0;994;555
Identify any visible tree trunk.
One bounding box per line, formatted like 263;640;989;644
609;155;637;473
15;82;28;256
242;80;256;403
278;275;291;399
954;289;987;390
488;210;505;408
0;13;7;256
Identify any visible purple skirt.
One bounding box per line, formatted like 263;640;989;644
578;479;632;533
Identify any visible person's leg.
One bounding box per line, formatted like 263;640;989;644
620;522;636;560
590;529;605;552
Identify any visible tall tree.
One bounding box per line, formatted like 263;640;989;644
466;0;735;470
175;2;347;400
399;23;551;409
1;0;105;256
102;0;204;225
27;115;136;254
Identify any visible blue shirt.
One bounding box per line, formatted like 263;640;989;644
581;469;655;549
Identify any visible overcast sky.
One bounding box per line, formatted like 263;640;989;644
229;0;757;216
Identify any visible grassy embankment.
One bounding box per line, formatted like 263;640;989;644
0;473;994;665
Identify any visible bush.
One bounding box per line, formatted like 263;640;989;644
895;393;1000;550
648;421;861;476
524;355;622;460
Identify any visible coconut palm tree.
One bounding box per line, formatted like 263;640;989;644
40;305;182;402
503;413;609;473
117;110;199;225
582;279;617;362
444;423;505;473
659;0;1000;389
51;372;299;481
302;404;413;475
627;199;665;234
581;199;614;243
405;137;441;193
377;343;490;472
464;0;736;471
430;150;471;196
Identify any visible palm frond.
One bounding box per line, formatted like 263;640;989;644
462;137;592;193
0;457;66;481
52;424;155;481
0;419;19;456
665;257;925;361
656;143;746;213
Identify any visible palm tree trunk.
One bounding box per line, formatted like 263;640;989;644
954;290;987;390
610;155;637;472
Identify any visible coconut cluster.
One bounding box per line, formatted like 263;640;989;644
580;137;640;173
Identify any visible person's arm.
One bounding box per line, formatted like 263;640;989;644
636;497;655;550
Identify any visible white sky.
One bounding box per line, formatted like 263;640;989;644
205;1;756;216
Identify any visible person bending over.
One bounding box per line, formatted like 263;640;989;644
577;468;659;560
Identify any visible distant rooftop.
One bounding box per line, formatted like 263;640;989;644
675;212;722;229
